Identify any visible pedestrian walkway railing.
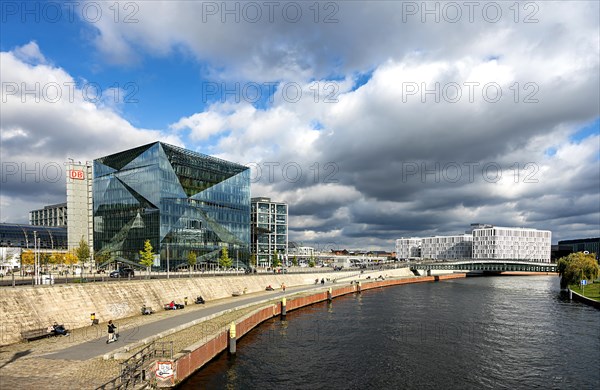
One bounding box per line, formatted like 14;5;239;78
95;341;173;390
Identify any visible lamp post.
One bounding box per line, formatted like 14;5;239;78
166;242;170;279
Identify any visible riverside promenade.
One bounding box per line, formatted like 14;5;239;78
0;272;463;389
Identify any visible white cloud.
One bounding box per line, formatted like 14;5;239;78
0;43;182;222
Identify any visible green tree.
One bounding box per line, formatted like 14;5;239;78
558;252;599;289
95;251;111;268
219;247;232;269
76;236;90;276
139;239;155;278
272;250;281;267
187;252;197;277
308;255;316;268
250;253;257;267
292;256;298;267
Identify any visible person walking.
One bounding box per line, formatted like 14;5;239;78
281;283;286;292
107;320;117;343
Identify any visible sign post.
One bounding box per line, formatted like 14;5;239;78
581;279;587;295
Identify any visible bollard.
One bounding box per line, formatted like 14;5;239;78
357;281;362;293
281;297;287;319
229;321;236;355
569;289;572;300
327;287;332;302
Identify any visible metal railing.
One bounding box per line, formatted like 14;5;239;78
95;341;173;390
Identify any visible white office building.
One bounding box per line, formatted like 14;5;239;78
472;226;551;263
66;161;94;255
396;238;422;260
289;245;315;262
421;234;473;260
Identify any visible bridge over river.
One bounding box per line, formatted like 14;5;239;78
410;260;557;275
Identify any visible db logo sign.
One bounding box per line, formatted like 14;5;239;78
69;170;85;180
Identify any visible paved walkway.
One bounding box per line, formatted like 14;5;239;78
43;283;327;361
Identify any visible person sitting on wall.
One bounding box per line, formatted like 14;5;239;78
169;301;175;310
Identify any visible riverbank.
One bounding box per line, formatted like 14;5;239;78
0;271;452;389
569;283;600;309
169;273;466;388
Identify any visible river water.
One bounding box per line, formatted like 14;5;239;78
180;276;599;389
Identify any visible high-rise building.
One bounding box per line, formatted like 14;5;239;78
472;226;551;263
66;161;94;254
29;203;67;227
93;142;250;269
251;197;288;266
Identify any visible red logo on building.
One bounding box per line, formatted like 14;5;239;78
69;170;85;180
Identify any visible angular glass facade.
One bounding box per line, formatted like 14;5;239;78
93;142;250;268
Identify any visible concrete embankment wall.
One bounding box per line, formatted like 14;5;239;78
569;288;600;309
171;273;465;386
0;268;412;346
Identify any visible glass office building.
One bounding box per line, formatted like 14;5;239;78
93;142;250;269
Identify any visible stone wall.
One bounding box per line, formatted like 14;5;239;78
0;268;412;346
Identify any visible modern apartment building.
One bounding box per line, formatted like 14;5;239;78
395;237;422;260
29;203;67;227
93;142;251;269
421;234;473;260
472;226;551;263
251;197;288;266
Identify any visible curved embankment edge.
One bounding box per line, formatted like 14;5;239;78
568;288;600;309
0;268;412;346
167;273;466;388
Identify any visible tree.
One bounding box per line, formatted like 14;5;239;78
308;254;316;267
21;250;34;266
95;251;111;268
558;252;599;289
219;247;232;269
139;240;155;278
292;256;298;267
249;253;257;268
76;236;90;275
187;252;197;277
64;251;79;266
272;249;281;267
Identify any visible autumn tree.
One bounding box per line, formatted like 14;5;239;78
249;253;257;267
21;250;34;266
139;239;155;278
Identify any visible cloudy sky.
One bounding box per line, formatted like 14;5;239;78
1;1;599;250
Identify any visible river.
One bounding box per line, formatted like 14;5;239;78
180;276;600;389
